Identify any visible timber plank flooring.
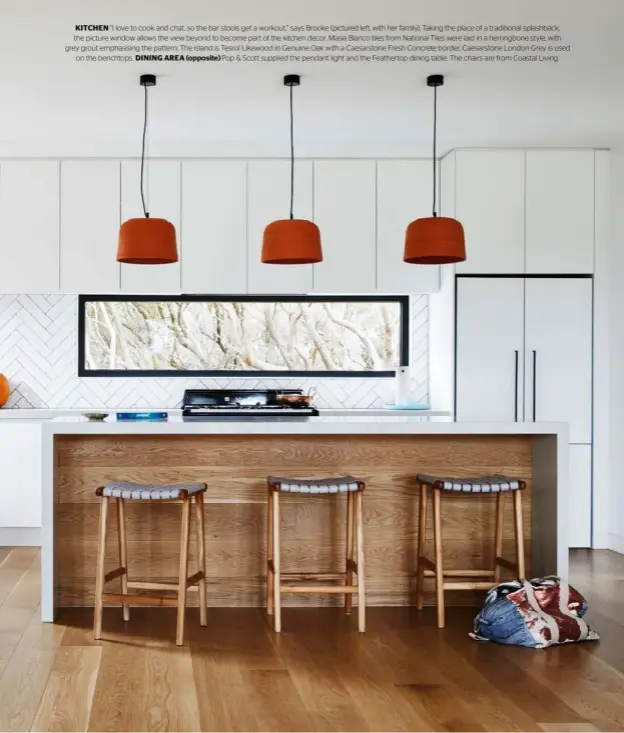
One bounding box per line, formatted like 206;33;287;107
0;549;623;732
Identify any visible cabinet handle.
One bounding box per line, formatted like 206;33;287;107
514;350;519;422
532;350;537;422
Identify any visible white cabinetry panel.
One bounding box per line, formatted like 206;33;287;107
181;161;247;294
455;151;526;274
456;277;525;422
313;160;376;293
0;161;60;294
569;444;592;548
121;160;181;293
60;161;121;293
376;160;440;293
0;424;42;528
526;151;594;274
524;277;593;443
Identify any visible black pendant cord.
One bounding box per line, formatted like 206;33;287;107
140;82;150;219
289;83;295;220
432;83;438;218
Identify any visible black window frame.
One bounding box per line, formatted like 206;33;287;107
78;294;410;378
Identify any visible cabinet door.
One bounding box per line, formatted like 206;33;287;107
0;424;42;528
455;151;526;274
313;160;376;293
569;444;592;548
247;160;313;294
526;151;594;274
182;160;247;294
376;161;440;294
121;160;181;293
0;161;60;294
60;161;121;293
524;278;592;442
456;277;525;422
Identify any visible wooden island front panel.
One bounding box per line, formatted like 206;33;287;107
55;433;532;608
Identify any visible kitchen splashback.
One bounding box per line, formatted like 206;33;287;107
0;294;429;409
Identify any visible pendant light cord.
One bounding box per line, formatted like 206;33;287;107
141;83;150;218
289;83;295;220
432;83;438;218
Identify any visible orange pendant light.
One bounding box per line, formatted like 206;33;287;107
404;75;466;265
117;74;178;265
262;75;322;265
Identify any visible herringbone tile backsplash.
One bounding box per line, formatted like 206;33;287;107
0;295;429;409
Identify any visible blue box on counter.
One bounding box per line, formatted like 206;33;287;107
116;412;168;421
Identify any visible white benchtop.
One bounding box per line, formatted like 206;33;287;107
42;415;568;438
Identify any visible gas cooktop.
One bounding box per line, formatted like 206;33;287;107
181;389;319;419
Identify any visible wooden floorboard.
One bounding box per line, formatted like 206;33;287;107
0;547;621;732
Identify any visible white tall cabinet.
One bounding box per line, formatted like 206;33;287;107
455;276;593;548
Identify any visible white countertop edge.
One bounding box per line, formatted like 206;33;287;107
42;419;569;437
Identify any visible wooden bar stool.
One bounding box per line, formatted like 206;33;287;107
266;475;366;633
415;473;526;628
93;481;208;646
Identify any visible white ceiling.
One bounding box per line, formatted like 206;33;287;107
0;0;622;158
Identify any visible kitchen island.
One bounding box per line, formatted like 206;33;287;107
41;417;568;622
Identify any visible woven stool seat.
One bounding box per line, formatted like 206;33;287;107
96;481;207;500
417;474;525;493
267;476;363;494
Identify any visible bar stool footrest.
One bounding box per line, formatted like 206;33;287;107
443;581;496;591
281;584;359;594
423;568;496;578
101;592;178;607
281;572;352;581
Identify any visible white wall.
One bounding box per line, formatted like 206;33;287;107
609;146;624;553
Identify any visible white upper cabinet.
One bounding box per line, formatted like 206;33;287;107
313;160;376;293
182;160;247;294
525;151;595;274
0;161;60;294
454;150;526;274
121;160;181;293
60;161;121;293
376;161;440;293
247;160;313;294
182;161;247;294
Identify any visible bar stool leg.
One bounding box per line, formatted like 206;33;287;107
94;496;109;640
356;490;366;633
432;488;445;629
115;498;130;622
494;493;504;584
272;489;281;633
513;490;526;580
345;491;355;614
176;498;192;646
267;485;274;616
195;493;207;627
416;483;428;610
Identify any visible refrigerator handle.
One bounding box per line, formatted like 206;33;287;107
514;350;519;422
532;350;537;422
